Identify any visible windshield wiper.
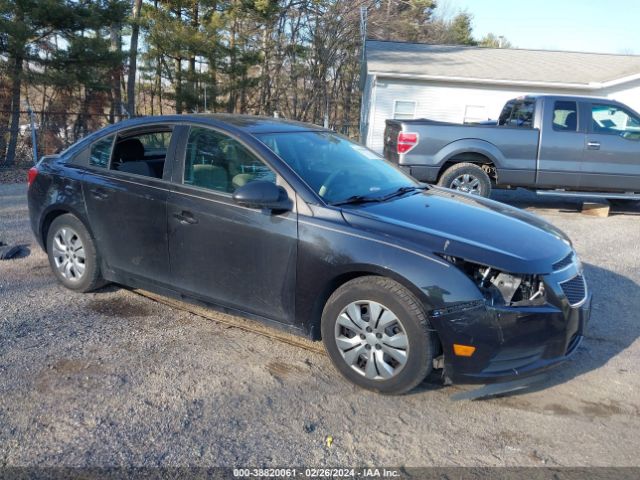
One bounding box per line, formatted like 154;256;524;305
379;185;428;201
330;195;384;206
330;185;428;207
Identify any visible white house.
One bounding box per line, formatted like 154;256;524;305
361;40;640;153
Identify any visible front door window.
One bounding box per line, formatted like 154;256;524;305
184;127;276;193
591;104;640;140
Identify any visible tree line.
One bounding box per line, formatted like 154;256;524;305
0;0;508;166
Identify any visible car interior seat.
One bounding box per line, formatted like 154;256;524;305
564;111;577;131
114;138;145;164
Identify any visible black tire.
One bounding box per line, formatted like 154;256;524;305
438;162;492;198
321;276;434;395
46;213;104;292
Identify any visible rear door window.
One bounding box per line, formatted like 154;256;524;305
553;101;578;132
110;127;173;179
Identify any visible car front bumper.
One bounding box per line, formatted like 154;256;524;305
429;292;591;385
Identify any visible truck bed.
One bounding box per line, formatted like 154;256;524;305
384;119;540;187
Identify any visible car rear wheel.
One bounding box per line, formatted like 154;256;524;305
321;276;434;394
46;214;104;292
438;162;492;197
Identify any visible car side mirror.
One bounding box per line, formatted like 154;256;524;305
232;181;292;212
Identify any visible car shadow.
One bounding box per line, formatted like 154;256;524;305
432;261;640;400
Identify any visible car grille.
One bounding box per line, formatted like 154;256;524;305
559;274;586;306
553;252;574;270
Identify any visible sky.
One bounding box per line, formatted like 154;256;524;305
443;0;640;54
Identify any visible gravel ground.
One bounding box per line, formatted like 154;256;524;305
0;165;32;185
1;183;639;467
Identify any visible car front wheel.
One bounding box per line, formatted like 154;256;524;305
46;213;104;292
321;276;434;394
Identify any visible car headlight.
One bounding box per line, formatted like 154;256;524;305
441;255;546;307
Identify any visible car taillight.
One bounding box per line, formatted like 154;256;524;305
27;166;38;187
397;132;419;154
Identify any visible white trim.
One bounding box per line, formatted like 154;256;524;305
367;75;379;151
599;72;640;88
368;70;640;90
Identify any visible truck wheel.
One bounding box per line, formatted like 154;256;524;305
321;276;434;395
438;163;492;197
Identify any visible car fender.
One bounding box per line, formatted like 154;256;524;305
296;217;484;339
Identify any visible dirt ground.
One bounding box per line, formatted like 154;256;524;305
1;182;639;467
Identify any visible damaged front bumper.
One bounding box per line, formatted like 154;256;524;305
429;286;591;386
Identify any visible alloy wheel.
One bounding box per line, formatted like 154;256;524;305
450;173;481;194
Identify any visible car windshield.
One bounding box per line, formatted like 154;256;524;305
255;131;420;205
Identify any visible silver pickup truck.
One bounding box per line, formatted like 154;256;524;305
383;94;640;199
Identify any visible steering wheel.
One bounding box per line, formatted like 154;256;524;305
319;169;348;199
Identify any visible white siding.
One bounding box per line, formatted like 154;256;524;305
602;78;640;113
365;79;594;153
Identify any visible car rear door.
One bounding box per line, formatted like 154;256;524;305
166;124;298;325
580;101;640;191
536;98;583;188
80;124;177;285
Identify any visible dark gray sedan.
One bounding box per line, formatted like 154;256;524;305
27;114;591;394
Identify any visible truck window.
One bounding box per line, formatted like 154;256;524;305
509;101;535;128
591;104;640;140
553;101;578;132
498;101;515;126
498;100;535;128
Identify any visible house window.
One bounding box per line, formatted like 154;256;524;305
393;100;417;120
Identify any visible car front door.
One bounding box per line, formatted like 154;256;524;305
166;125;298;324
81;125;177;285
580;102;640;191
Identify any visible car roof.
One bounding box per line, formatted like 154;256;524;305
113;113;328;135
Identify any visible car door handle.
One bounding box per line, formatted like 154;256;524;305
173;211;198;225
587;141;601;150
90;188;109;200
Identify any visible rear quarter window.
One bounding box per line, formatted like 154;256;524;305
499;100;535;128
498;101;515;126
89;134;115;168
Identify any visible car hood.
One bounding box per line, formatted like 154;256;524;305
341;187;573;274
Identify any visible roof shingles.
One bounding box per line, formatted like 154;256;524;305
366;40;640;86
